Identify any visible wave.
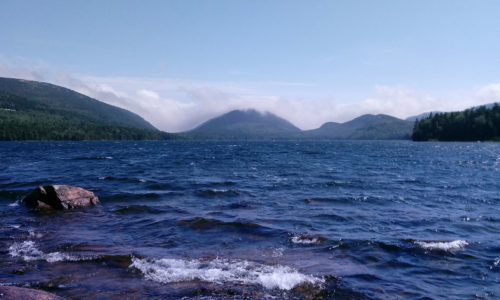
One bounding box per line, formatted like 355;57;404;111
113;205;167;215
129;257;323;290
0;190;27;200
304;196;370;204
97;176;147;183
8;200;20;207
217;201;256;210
195;189;243;198
290;234;324;245
8;241;83;263
145;182;185;191
414;240;468;251
110;192;165;201
177;217;265;232
74;156;113;160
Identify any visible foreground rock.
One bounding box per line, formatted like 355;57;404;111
0;286;64;300
22;185;99;210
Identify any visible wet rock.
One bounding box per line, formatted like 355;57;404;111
22;185;99;210
0;286;64;300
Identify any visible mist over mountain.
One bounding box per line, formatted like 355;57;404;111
1;77;466;141
0;77;170;140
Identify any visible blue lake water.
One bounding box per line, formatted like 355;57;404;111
0;140;499;299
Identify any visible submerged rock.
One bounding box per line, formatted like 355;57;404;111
0;286;64;300
22;185;99;210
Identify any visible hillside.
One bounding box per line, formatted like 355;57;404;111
412;104;500;141
0;77;171;140
185;109;302;139
305;114;413;140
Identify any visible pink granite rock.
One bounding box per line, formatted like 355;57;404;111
0;286;64;300
22;185;99;210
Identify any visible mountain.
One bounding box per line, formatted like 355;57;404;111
305;114;413;140
184;110;412;140
185;109;301;139
0;77;171;140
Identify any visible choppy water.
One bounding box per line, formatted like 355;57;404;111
0;140;499;299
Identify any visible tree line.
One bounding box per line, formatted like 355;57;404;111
412;104;500;141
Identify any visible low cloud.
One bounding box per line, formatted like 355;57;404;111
477;83;500;101
0;61;497;132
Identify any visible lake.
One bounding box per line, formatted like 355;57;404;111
0;140;499;299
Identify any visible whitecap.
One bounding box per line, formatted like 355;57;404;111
8;201;19;207
130;257;323;290
8;241;80;262
28;231;43;238
415;240;468;251
291;234;321;245
490;258;500;270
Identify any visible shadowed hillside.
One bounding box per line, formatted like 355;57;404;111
0;77;173;140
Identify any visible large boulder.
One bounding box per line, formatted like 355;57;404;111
22;185;99;210
0;286;64;300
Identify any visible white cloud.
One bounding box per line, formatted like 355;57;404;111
137;89;160;100
1;60;498;132
477;83;500;101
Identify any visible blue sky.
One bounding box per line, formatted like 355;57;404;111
1;0;500;131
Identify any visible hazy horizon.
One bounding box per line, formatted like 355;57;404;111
1;0;499;132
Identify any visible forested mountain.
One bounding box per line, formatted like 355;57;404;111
0;78;172;140
412;104;500;141
185;109;302;139
305;114;413;140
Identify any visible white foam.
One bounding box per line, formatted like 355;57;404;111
291;234;320;244
8;241;80;262
8;201;19;207
415;240;468;251
130;257;323;290
271;247;284;257
490;258;500;270
28;231;43;238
